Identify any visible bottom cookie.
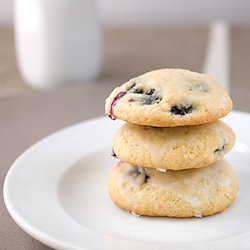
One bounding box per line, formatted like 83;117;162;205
108;159;239;217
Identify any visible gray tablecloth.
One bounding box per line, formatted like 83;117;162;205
1;27;250;250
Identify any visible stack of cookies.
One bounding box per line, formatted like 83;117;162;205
105;69;239;217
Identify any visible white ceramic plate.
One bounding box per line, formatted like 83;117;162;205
4;111;250;250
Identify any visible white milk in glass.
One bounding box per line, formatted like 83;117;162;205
14;0;102;90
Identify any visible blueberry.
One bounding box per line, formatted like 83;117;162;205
129;166;150;183
145;89;155;95
142;88;161;105
108;83;161;119
108;91;127;120
111;148;117;158
130;86;161;105
108;82;137;120
214;144;225;153
127;82;136;90
170;105;193;115
133;89;143;94
145;175;150;183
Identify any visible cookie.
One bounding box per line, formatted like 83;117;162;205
111;120;235;170
105;69;233;127
108;159;239;217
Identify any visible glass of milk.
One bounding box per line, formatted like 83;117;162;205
14;0;102;90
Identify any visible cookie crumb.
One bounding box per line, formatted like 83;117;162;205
195;214;202;218
131;212;140;217
157;168;167;172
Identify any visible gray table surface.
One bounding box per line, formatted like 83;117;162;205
1;27;250;250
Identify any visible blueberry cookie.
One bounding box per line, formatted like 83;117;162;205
105;69;233;127
108;159;239;217
111;120;235;170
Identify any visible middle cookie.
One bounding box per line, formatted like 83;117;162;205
111;120;235;171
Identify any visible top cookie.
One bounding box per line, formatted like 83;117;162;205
105;69;233;127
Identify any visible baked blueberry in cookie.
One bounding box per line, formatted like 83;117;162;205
214;144;225;153
141;89;161;105
144;174;150;183
170;105;193;116
129;166;142;177
111;148;118;158
129;166;150;183
109;83;162;120
108;91;127;120
105;69;233;127
108;82;137;120
108;160;239;217
131;87;143;94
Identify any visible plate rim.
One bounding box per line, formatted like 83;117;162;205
3;115;114;250
3;110;250;250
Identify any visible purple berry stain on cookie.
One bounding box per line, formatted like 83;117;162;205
108;83;162;119
116;161;124;167
111;148;118;158
170;105;193;116
108;91;127;120
108;83;136;120
112;161;124;172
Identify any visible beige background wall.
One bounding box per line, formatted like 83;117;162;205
1;0;250;27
